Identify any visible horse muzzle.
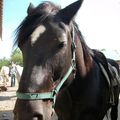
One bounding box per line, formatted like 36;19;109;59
13;99;55;120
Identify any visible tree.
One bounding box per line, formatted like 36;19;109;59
0;57;10;69
10;48;23;66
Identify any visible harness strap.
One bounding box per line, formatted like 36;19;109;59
108;63;120;85
54;66;74;94
99;63;110;86
99;63;115;105
16;92;54;100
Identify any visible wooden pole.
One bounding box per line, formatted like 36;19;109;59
0;0;3;40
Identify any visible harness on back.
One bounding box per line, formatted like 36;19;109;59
92;50;120;105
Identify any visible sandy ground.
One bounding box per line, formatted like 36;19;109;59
0;86;17;120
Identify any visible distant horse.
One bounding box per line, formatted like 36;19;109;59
0;74;3;84
14;1;119;120
0;65;23;86
0;66;10;86
15;65;23;83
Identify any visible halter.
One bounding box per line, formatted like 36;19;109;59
16;25;76;105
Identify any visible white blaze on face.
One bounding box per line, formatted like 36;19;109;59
30;25;46;44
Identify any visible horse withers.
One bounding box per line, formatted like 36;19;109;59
14;0;119;120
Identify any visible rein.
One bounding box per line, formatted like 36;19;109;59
16;25;76;105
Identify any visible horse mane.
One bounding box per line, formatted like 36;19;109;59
14;1;61;47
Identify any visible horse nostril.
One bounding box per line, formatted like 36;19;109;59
33;113;43;120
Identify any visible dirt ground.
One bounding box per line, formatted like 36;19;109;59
0;86;17;120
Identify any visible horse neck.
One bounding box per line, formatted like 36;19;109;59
75;35;93;77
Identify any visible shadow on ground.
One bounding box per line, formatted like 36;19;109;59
0;110;14;120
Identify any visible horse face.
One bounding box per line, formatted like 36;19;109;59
14;1;83;120
15;12;71;120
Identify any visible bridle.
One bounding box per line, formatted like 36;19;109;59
16;25;76;105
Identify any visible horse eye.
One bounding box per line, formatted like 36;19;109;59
58;42;65;49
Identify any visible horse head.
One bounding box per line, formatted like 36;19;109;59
14;0;84;120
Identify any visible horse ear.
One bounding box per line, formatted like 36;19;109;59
58;0;83;24
27;3;35;15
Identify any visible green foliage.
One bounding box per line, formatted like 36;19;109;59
0;48;23;69
0;58;10;69
10;48;23;66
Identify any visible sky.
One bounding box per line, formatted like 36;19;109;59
0;0;120;59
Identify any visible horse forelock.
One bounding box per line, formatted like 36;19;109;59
14;1;61;47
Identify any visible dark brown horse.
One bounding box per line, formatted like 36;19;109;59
14;0;120;120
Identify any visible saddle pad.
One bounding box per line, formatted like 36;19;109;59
99;63;120;87
108;63;120;86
